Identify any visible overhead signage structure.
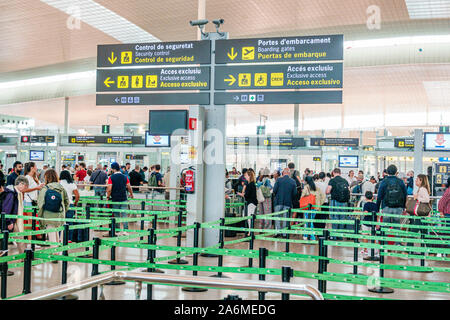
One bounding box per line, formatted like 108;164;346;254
96;93;210;106
21;136;55;143
227;137;306;148
394;138;415;149
214;91;342;105
424;133;450;151
215;63;343;90
97;40;211;67
68;136;143;144
215;34;344;64
311;138;359;147
434;163;450;186
97;67;210;92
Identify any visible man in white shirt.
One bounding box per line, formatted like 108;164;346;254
361;176;376;194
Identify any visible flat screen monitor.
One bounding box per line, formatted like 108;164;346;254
30;150;44;161
339;155;358;168
145;132;170;148
424;133;450;151
148;110;188;135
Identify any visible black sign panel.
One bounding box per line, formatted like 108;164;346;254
259;137;306;148
435;163;450;186
68;136;143;144
394;138;415;148
310;138;359;147
215;63;342;90
97;67;210;92
21;136;55;143
97;41;211;67
214;91;342;105
227;137;250;146
216;34;343;64
96;93;210;106
126;154;145;160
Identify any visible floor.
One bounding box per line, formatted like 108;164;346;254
3;222;450;300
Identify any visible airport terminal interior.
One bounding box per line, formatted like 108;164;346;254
1;0;450;306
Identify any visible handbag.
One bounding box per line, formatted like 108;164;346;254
406;198;431;216
300;194;316;209
256;187;265;203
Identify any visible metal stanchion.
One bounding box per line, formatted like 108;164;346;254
281;266;293;300
150;214;164;274
211;218;230;278
183;222;208;292
91;237;100;300
364;211;380;261
57;224;78;300
22;249;33;295
348;219;363;275
105;218;125;286
241;214;256;268
140;201;145;242
258;247;268;300
168;210;188;264
368;230;394;294
1;231;9;298
146;228;155;300
416;226;433;273
31;208;37;252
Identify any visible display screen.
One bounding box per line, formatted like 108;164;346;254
424;133;450;151
30;150;44;161
148;110;188;135
339;155;358;168
145;132;170;147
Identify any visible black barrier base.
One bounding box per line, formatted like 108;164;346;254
181;287;208;292
415;269;434;273
368;287;394;294
210;274;230;279
168;259;189;265
7;270;14;276
56;294;79;300
105;280;126;286
363;256;380;261
200;253;218;258
347;272;365;276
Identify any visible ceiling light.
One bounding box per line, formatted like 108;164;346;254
405;0;450;19
0;70;95;89
345;34;450;49
40;0;160;43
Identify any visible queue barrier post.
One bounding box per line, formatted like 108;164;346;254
91;237;101;300
364;211;380;261
0;212;5;232
168;210;188;265
318;236;325;294
150;215;164;274
106;218;125;286
417;229;434;273
368;230;394;294
286;209;291;252
31;208;37;252
258;247;268;300
22;249;33;295
247;214;256;268
281;266;293;300
1;231;9;299
84;204;91;255
58;224;78;300
182;222;208;292
211;218;229;278
349;219;363;275
146;228;155;300
140;201;145;242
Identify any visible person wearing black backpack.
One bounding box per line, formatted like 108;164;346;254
288;162;302;211
376;165;407;232
326;168;351;239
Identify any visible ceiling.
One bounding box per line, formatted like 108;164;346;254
0;0;449;133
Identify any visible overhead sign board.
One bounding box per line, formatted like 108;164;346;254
216;34;343;64
227;137;250;146
260;137;306;148
97;67;210;92
21;136;55;143
68;136;143;144
215;63;342;90
424;133;450;151
214;91;342;105
313;157;322;162
434;163;450;186
97;40;211;67
311;138;359;147
394;138;414;149
96;93;210;106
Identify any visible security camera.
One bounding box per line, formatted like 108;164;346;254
212;19;224;27
189;19;209;27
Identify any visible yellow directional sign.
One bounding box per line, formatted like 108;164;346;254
108;52;117;64
121;51;132;64
439;165;447;173
146;75;158;88
104;77;115;88
131;75;143;88
238;73;251;87
227;47;237;60
254;73;267;86
117;76;129;88
270;73;284;86
242;47;255;60
224;75;236;86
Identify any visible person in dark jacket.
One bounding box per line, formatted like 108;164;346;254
6;161;23;187
273;168;297;237
238;170;258;237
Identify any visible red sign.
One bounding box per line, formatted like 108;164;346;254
435;134;446;146
185;169;195;193
189;118;197;130
21;136;30;143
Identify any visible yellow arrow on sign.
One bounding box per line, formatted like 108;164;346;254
104;77;115;87
224;75;236;86
227;47;237;60
108;52;117;64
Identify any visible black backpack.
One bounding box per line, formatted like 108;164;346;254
384;179;404;208
334;179;350;203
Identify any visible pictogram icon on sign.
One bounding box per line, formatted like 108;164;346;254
242;47;255;60
104;77;115;88
238;73;251;87
121;51;132;64
108;52;117;64
254;73;267;86
131;75;143;88
227;47;238;60
117;76;129;88
146;75;158;88
224;75;236;86
270;73;284;86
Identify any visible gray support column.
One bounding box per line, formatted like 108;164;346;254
293;104;300;169
413;129;424;176
64;97;69;135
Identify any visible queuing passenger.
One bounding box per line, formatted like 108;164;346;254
314;172;329;229
74;162;87;183
376;165;407;246
346;170;357;185
0;164;4;185
300;176;326;240
142;167;149;182
6;161;23;187
437;178;450;257
326;168;351;239
59;170;80;242
406;170;414;195
238;168;248;194
361;191;378;257
150;164;164;200
90;164;108;197
288;162;302;210
257;168;273;229
129;165;145;193
362;176;376;195
325;172;332;183
39;165;48;183
273;168;297;238
106;162;134;236
237;169;258;237
38;169;70;261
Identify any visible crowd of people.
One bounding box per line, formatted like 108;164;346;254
227;163;450;257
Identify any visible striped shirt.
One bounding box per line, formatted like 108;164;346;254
438;188;450;215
